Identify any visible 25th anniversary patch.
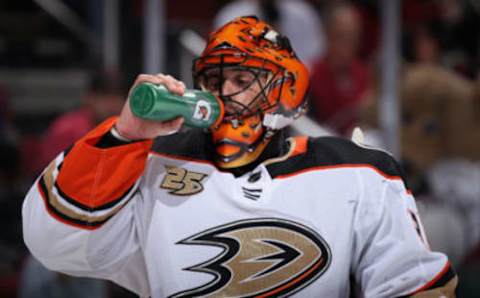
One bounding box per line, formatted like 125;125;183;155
160;165;208;195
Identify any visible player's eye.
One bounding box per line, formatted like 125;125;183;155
233;73;254;89
206;77;221;92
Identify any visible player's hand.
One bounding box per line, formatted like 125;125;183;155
115;73;186;140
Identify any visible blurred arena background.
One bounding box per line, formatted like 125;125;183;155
0;0;479;297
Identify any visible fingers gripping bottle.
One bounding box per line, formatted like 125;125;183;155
129;82;224;129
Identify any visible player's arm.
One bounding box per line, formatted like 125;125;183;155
351;153;457;298
22;73;186;296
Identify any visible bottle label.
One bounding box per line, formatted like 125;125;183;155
192;99;212;122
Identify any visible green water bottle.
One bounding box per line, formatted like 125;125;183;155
129;82;224;129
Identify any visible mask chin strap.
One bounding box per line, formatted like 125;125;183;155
263;100;308;130
263;113;294;130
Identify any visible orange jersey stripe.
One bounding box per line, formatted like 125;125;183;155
56;117;153;209
276;163;404;181
290;135;308;158
409;261;453;295
37;182;100;230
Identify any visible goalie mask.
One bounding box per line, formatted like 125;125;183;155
193;16;309;168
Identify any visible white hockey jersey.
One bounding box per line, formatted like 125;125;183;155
23;118;456;298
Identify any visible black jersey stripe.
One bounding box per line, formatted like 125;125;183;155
53;180;134;212
243;192;261;198
267;136;410;190
63;144;73;158
52;149;136;212
242;187;263;192
151;129;215;163
151;132;409;191
398;262;456;297
244;194;260;201
37;179;110;229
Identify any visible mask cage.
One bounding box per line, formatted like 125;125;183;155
193;53;286;122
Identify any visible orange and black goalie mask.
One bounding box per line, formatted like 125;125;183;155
193;16;309;168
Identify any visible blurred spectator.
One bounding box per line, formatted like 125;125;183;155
427;160;480;251
403;0;480;78
213;0;326;68
408;22;444;66
16;70;128;298
351;0;380;61
308;2;372;136
19;255;107;298
0;86;17;144
0;84;24;298
400;65;477;177
359;64;480;270
33;71;126;175
438;0;480;78
403;0;441;28
416;200;467;266
458;243;480;296
0;141;23;298
360;65;480;298
397;65;480;270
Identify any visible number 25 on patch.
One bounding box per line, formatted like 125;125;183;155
161;165;208;195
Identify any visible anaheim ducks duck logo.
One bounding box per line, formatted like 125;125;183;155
170;218;331;298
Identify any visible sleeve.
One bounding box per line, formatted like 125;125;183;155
22;117;154;297
351;164;457;298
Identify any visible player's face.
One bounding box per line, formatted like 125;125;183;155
203;68;267;117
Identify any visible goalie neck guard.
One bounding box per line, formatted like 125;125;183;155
193;16;309;168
